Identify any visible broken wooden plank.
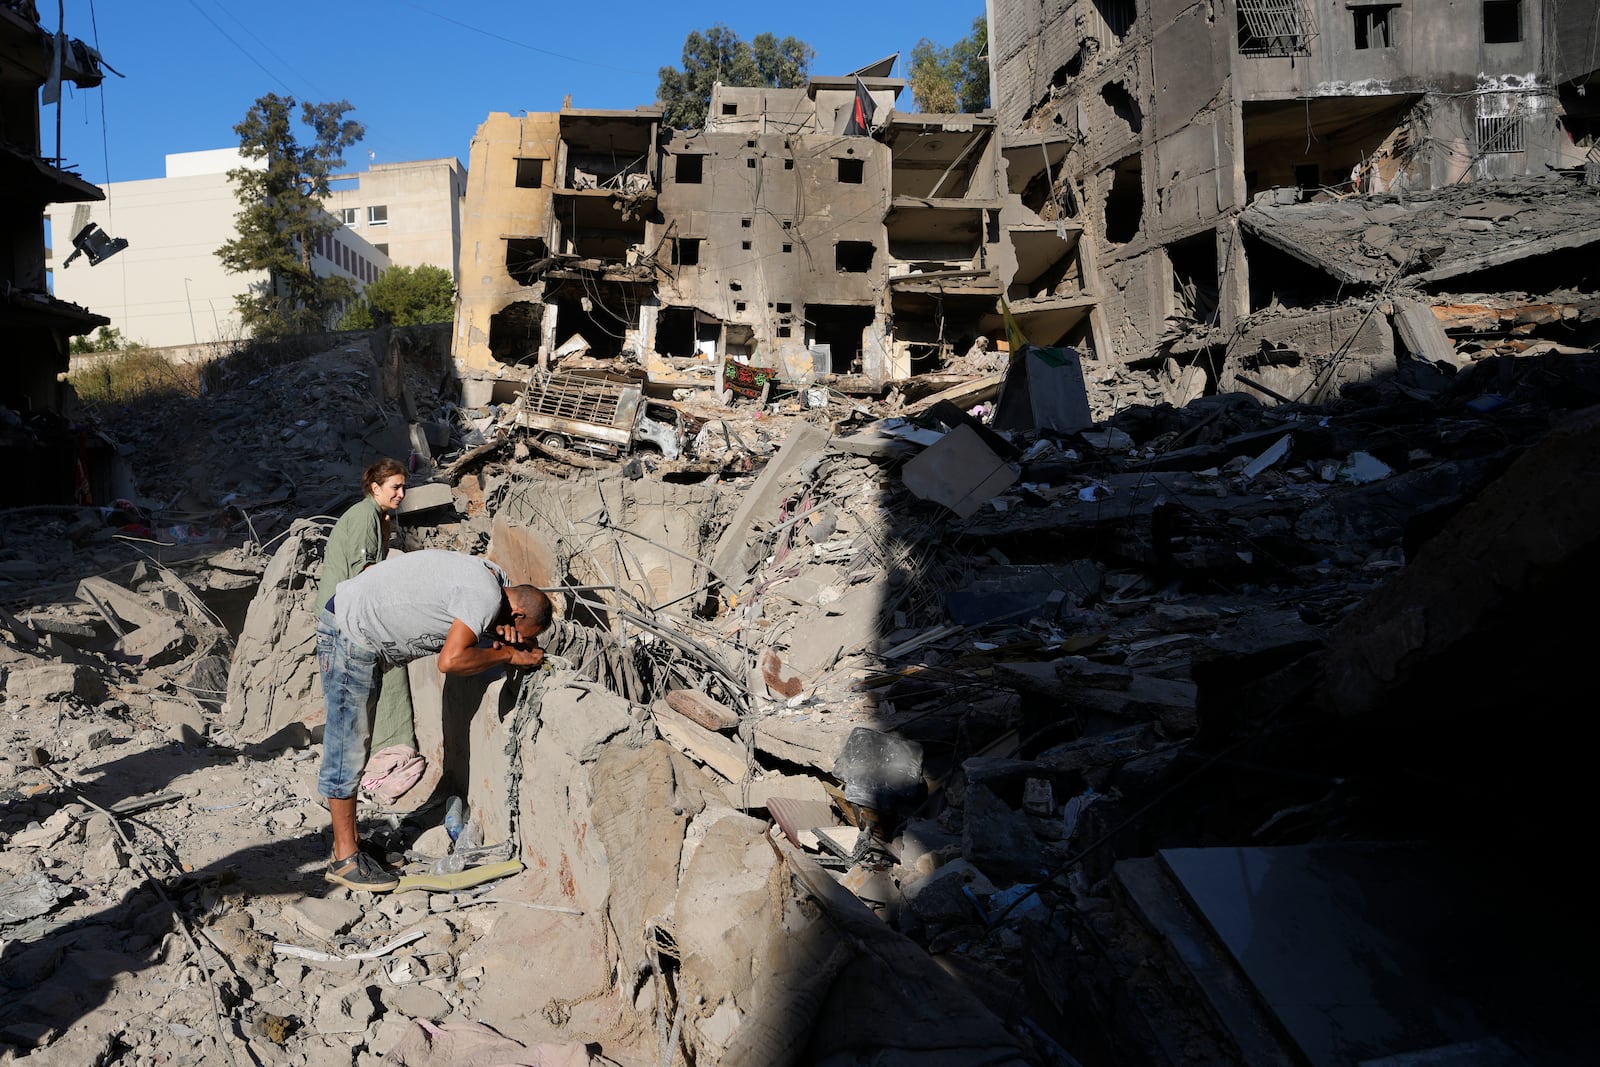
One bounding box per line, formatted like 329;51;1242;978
651;701;750;783
664;688;740;731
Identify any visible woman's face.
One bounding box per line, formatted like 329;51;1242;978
370;473;406;512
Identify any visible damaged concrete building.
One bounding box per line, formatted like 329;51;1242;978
1;0;111;504
453;58;1100;403
986;0;1600;396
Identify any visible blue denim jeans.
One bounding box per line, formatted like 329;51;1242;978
315;607;380;800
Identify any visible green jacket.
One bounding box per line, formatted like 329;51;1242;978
317;495;388;613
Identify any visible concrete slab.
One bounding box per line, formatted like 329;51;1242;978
900;424;1019;519
1160;844;1501;1066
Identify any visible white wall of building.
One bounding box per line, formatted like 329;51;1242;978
48;149;391;348
323;157;466;280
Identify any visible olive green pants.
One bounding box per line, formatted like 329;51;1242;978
368;660;416;753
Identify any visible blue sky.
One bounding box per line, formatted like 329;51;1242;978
50;1;984;186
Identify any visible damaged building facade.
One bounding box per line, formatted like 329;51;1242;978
453;62;1101;403
986;0;1600;369
1;0;110;503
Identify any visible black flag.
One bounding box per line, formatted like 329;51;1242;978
844;76;876;136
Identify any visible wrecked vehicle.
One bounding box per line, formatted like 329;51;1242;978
511;370;683;460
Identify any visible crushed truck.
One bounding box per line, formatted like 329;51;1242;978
512;371;684;460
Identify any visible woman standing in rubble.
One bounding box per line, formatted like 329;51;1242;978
315;457;424;805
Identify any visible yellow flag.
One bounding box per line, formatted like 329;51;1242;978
1000;298;1029;353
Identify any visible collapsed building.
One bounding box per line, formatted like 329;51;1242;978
452;58;1097;404
0;0;111;504
986;0;1600;400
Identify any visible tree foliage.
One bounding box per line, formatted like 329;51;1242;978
217;93;365;338
69;326;142;355
909;16;991;114
336;264;456;330
657;25;815;129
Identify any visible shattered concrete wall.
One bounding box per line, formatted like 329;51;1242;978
452;112;562;399
655;129;893;379
987;0;1600;361
451;76;1040;390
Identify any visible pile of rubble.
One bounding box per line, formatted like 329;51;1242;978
5;311;1600;1065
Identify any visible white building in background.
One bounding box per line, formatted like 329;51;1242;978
323;157;467;280
48;149;393;348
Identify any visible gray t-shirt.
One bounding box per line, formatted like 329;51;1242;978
333;550;507;663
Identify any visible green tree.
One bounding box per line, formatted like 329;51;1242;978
657;25;815;129
69;326;143;354
217;93;365;337
336;264;456;330
909;16;991;114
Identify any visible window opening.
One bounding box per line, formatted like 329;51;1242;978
676;155;704;183
515;158;545;188
1351;4;1398;49
838;158;864;184
1483;0;1520;43
836;241;875;272
673;238;703;266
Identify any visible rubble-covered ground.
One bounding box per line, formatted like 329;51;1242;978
4;296;1600;1066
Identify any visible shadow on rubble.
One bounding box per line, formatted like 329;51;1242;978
0;741;349;1053
804;345;1600;1065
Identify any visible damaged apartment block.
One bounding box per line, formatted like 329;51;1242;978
990;0;1600;409
452;56;1101;405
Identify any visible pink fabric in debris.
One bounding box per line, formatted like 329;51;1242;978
383;1018;591;1067
361;744;426;805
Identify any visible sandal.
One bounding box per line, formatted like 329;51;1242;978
325;849;400;892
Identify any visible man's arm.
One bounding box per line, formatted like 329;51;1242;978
436;619;544;675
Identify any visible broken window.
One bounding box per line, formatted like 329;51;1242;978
836;241;875;272
368;205;388;226
1101;81;1143;136
1476;115;1525;154
675;154;704;184
722;102;738;115
487;301;543;364
807;304;874;373
338;207;358;226
1482;0;1520;42
777;325;792;337
673;238;702;267
742;240;752;250
506;237;548;286
1236;0;1314;56
1103;155;1143;244
1351;4;1398;49
784;158;794;170
838;158;864;184
747;157;757;168
1168;232;1221;325
1092;0;1136;41
515;158;545;188
741;217;752;228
